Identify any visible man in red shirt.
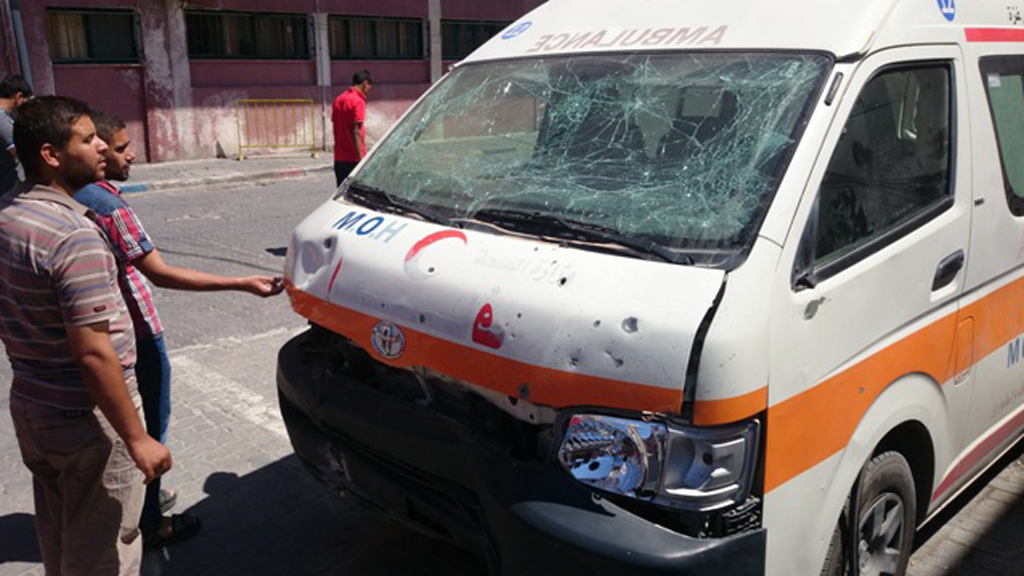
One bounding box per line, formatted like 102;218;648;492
332;70;372;187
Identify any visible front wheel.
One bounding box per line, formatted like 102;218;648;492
821;451;917;576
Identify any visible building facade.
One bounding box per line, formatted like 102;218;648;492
0;0;543;162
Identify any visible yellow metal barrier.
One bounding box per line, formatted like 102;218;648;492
234;99;319;161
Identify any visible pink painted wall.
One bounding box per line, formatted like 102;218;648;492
12;0;545;162
191;61;317;88
320;1;428;18
51;64;149;162
441;0;541;20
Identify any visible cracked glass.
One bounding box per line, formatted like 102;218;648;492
350;52;830;265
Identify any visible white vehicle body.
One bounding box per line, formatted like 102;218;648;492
279;1;1024;573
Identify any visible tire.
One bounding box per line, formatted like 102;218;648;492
821;451;917;576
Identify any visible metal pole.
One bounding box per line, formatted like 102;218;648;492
236;100;244;161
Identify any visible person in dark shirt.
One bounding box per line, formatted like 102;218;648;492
0;75;33;194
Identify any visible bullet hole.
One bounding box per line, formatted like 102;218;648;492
558;277;568;287
529;413;535;421
593;320;601;328
622;317;639;333
804;297;828;320
589;461;600;471
702;453;714;465
418;314;426;324
380;303;386;309
428;267;436;273
518;383;530;399
606;351;624;368
323;238;334;249
569;357;580;368
508;396;519;406
509;333;516;340
516;312;523;319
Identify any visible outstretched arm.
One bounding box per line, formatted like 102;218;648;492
134;248;283;297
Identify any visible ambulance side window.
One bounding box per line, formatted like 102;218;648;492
979;56;1024;216
802;63;953;281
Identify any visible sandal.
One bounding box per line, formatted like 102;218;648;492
144;512;202;550
158;488;177;514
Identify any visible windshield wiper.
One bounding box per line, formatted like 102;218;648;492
459;208;692;265
345;182;456;227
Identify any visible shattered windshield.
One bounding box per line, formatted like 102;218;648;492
351;52;830;265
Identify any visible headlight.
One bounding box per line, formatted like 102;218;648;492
558;414;759;513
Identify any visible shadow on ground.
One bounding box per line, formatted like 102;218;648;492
911;440;1024;576
141;455;487;576
0;512;40;564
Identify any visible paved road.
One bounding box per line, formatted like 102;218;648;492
0;173;1021;575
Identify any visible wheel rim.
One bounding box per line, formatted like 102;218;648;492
857;492;905;576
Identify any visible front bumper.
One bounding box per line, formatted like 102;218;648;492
277;329;765;575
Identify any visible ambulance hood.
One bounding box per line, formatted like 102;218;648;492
285;199;725;414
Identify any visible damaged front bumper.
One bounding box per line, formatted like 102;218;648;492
277;329;765;575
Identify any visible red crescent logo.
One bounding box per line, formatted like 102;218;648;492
404;230;468;262
404;230;468;280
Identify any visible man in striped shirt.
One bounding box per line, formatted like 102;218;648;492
75;112;283;548
1;96;171;574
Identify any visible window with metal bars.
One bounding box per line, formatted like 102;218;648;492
328;16;424;60
47;9;140;63
185;10;310;59
441;20;509;61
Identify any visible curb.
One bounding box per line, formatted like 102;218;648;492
120;164;333;194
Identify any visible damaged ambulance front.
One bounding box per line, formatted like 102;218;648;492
277;13;830;574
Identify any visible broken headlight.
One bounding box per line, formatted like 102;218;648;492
558;414;759;513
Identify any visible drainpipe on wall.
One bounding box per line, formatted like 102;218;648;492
429;0;441;83
313;6;331;152
7;0;31;85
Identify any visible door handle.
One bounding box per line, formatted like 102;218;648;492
932;250;964;291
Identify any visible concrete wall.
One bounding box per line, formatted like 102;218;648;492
6;0;544;162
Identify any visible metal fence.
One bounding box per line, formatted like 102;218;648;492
234;99;318;161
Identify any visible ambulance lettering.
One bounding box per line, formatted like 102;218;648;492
331;211;407;243
527;25;726;53
1008;335;1024;367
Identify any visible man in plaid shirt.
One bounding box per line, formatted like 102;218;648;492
75;112;283;548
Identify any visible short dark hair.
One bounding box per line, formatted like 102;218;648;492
352;70;372;86
91;110;126;144
0;75;33;99
14;96;92;178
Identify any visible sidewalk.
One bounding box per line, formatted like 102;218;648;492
122;152;334;194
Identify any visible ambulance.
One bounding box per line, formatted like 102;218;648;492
276;0;1024;573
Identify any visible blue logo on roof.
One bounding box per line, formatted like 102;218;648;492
938;0;956;21
502;21;532;40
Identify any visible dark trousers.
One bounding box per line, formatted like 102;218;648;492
334;161;358;187
136;333;172;535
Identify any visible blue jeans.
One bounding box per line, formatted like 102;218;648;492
135;333;171;535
